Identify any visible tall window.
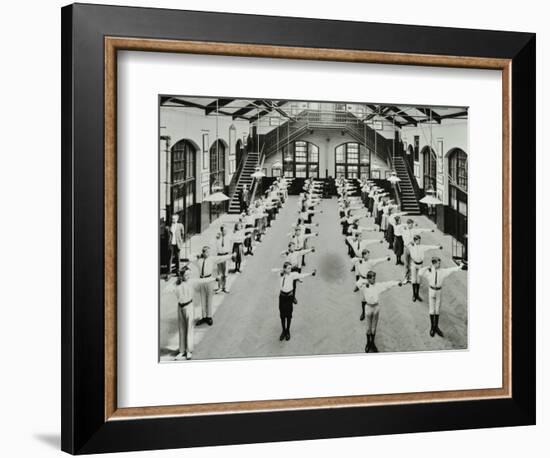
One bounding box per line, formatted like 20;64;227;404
448;148;468;216
449;149;468;192
171;139;197;237
335;142;370;179
282;141;319;178
209;140;226;191
422;146;437;191
448;148;468;248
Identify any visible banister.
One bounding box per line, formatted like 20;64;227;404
398;154;422;202
227;145;252;200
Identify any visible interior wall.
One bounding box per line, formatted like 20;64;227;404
401;119;468;204
159;106;250;207
263;131;391;178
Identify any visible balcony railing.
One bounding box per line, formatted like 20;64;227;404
259;109;394;168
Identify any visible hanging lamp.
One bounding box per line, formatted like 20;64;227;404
419;186;442;205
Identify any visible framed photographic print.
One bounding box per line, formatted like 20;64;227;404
62;3;536;455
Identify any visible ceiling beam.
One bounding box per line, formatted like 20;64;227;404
416;107;442;124
205;98;234;115
163;98;206;110
366;104;404;128
439;110;468;120
415;110;468;124
386;106;418;126
260;100;292;120
249;101;288;123
248;109;270;124
231;100;264;120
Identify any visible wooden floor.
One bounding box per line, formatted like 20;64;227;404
159;196;467;361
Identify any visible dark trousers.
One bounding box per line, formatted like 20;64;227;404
342;221;349;235
394;235;404;257
232;242;243;270
279;292;294;332
168;244;180;274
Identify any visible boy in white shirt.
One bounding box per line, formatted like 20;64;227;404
418;257;467;337
169;266;219;360
272;262;317;341
356;271;403;352
352;249;391;321
407;235;442;302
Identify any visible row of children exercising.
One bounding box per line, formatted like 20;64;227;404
337;177;467;352
168;177;292;360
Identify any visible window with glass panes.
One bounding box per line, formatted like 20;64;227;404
170;139;197;237
447;148;468;245
281;141;319;178
422;147;437;191
448;149;468;216
209;140;226;191
335;142;370;179
449;149;468;191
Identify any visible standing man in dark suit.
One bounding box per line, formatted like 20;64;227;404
240;184;250;213
168;213;185;275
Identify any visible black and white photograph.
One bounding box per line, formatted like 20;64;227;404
159;97;469;361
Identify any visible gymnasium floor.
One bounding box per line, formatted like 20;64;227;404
159;196;467;361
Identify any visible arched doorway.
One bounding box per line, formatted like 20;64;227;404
170;139;198;238
447;148;468;259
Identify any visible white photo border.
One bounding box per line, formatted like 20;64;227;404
117;51;502;408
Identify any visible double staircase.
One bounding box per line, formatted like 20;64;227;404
228;152;259;214
393;156;421;215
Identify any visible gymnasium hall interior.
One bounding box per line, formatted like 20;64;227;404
159;97;468;361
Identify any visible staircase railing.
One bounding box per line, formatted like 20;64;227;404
396;154;422;203
392;181;402;208
227;146;252;202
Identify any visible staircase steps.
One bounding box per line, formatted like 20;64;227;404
393;156;421;215
228;152;260;214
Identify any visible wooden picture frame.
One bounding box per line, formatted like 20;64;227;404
61;3;535;454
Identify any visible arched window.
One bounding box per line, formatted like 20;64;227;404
422;146;437;191
209;140;226;191
282;140;319;178
335;142;370;179
170;139;197;237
